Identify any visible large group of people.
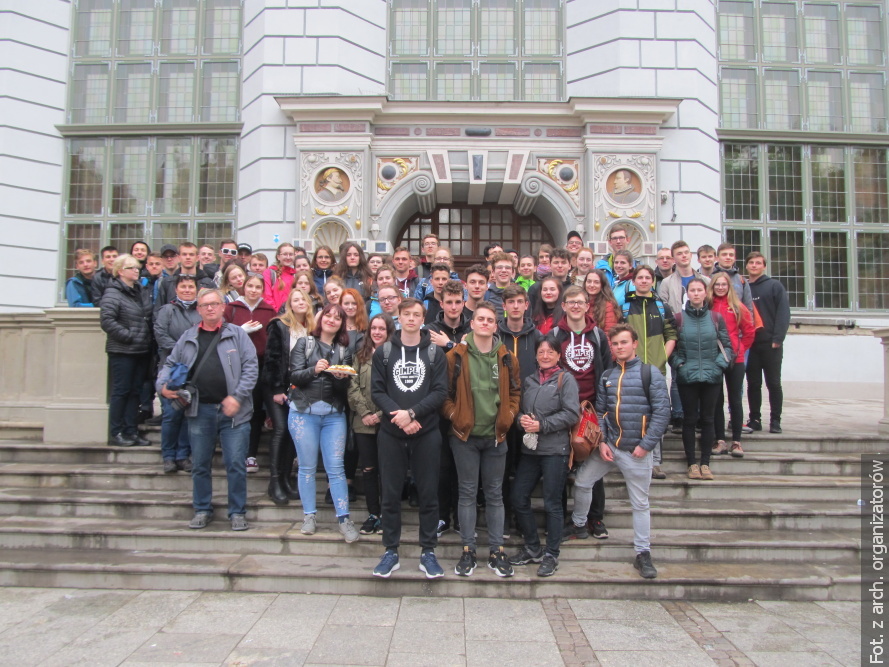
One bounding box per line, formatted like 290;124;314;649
75;224;790;580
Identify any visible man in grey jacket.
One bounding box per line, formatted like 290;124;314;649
157;288;258;532
564;323;670;579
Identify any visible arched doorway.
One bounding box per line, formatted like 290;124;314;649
396;205;554;273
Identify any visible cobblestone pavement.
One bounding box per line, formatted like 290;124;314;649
0;587;860;666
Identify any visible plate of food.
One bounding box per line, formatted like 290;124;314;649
324;365;357;376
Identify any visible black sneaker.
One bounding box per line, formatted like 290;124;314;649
509;545;543;566
360;514;380;535
487;547;514;578
348;485;357;502
108;433;136;447
436;519;448;538
455;547;477;577
163;458;177;474
590;520;609;539
561;522;589;542
634;550;658;579
769;420;782;434
746;419;762;432
176;458;192;472
670;417;683;434
537;553;559;577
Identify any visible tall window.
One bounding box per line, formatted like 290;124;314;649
61;0;242;296
717;0;887;132
388;0;564;101
723;143;889;312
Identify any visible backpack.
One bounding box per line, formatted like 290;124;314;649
621;296;666;320
381;340;437;367
601;363;652;404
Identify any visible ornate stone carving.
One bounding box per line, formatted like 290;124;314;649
376;157;418;205
593;155;656;237
536;158;580;208
300;151;363;232
513;174;545;216
412;172;437;215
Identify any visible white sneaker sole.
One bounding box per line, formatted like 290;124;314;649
373;561;400;578
419;563;444;579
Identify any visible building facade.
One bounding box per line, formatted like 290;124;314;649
1;0;887;393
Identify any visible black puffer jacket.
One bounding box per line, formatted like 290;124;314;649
498;318;544;384
289;336;353;412
100;278;152;355
91;268;113;305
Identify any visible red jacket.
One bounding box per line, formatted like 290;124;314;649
710;296;755;363
224;298;277;359
262;265;296;313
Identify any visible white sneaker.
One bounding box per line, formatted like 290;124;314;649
301;514;316;535
339;518;359;543
245;457;259;473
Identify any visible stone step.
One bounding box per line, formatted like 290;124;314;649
661;431;886;454
0;516;860;564
0;462;860;502
0;487;860;531
0;442;864;477
0;423;43;441
0;547;858;601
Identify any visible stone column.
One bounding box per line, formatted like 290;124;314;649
43;308;109;444
873;328;889;436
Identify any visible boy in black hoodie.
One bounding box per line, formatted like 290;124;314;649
371;298;448;579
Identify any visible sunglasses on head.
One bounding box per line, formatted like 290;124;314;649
220;248;237;256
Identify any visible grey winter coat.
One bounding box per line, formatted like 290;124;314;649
154;299;202;365
99;278;153;355
517;368;580;456
671;303;734;385
596;357;670;453
656;270;710;314
156;322;259;426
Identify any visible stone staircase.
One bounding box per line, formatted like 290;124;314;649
0;427;867;601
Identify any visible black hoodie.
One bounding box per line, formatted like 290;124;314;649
749;274;791;345
497;317;544;384
371;329;448;438
427;309;471;344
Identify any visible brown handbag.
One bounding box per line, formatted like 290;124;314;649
570;400;603;464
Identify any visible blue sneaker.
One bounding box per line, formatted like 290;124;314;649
419;550;444;579
373;549;400;578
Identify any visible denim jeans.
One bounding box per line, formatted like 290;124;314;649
160;396;191;461
288;403;348;517
450;435;507;551
107;353;149;438
573;446;652;553
188;403;250;517
512;453;569;557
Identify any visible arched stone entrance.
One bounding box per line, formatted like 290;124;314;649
395;205;554;273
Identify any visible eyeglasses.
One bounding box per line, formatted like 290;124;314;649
198;302;224;309
123;265;140;271
220;248;237;256
564;301;588;307
380;296;400;303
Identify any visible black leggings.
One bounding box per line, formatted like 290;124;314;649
354;432;381;516
264;392;295;473
679;382;720;467
715;362;746;442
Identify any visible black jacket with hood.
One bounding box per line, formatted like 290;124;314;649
498;317;544;384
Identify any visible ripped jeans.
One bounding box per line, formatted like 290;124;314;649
288;402;348;517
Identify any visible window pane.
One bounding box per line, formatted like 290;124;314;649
769;229;806;308
199;137;237;214
155;138;193;214
811;146;846;223
523;63;560;101
64;223;103;280
110;222;147;254
390;63;428;100
720;68;758;128
858;232;889;310
524;0;560;56
196;221;234;250
71;64;109;124
718;1;756;61
850;73;887;133
74;0;113;57
846;5;883;66
111;139;149;215
203;0;241;54
806;70;843;132
854;147;888;224
152;221;189;248
479;63;516;101
763;69;801;130
761;2;798;62
161;0;198;55
767;145;802;222
117;0;155;57
391;0;428;56
725;228;762;272
68;139;105;215
724;144;760;220
114;63;153;123
803;3;841;65
436;0;471;56
158;62;196;122
435;63;472;101
813;231;848;309
201;62;240;121
479;0;515;55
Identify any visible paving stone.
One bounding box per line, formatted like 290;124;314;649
327;595;400;626
593;649;715;666
745;650;843;666
756;600;849;626
722;630;824;653
223;647;309;666
185;591;277;613
39;627;159;667
464;598;552;642
398;596;464;622
386;652;466;666
389;620;464;654
305;624;393;665
162;610;264;635
569;599;675;623
99;591;201;629
579;619;701;652
127;631;242;663
465;639;563;666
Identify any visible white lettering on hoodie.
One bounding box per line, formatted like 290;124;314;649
392;344;426;392
565;330;594;373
